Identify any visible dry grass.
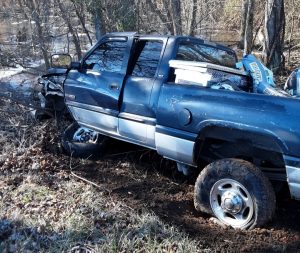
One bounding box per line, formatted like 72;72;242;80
0;99;203;253
1;176;201;253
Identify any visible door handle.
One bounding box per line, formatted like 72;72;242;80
109;83;119;90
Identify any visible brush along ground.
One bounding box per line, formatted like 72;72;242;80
0;98;200;253
0;98;300;253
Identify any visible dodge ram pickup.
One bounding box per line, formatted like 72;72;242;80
50;32;300;229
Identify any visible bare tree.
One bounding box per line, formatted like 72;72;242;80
145;0;183;35
145;0;174;34
1;0;298;72
94;9;107;40
18;0;51;69
239;0;255;54
55;0;82;59
263;0;285;72
70;0;93;46
84;0;107;40
85;0;136;40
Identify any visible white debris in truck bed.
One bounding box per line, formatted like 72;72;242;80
169;60;248;76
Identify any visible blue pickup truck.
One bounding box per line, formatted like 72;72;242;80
48;32;300;229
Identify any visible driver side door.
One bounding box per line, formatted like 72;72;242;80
64;36;131;133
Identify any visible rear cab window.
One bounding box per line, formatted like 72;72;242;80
176;41;237;68
129;40;164;78
171;40;251;92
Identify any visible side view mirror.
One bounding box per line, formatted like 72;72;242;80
51;54;72;69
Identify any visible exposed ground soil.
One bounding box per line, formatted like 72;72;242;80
72;141;300;253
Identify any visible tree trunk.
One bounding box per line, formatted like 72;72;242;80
94;8;106;40
239;0;254;53
263;0;285;72
244;0;254;54
170;0;182;35
239;0;248;49
189;0;198;36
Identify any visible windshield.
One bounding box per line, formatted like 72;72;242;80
176;42;237;68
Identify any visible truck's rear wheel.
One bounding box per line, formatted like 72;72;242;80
194;158;276;229
61;122;107;158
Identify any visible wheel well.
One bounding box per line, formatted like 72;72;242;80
195;137;286;181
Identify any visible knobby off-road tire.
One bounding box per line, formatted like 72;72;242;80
61;122;107;158
194;158;276;229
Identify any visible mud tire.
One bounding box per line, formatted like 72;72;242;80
194;158;276;229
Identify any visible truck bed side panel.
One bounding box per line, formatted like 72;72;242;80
156;83;300;158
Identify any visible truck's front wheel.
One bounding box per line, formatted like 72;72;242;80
61;122;107;158
194;158;276;229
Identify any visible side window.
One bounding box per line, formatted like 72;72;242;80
131;40;163;78
84;41;127;73
176;42;237;68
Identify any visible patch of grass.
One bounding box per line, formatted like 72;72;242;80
16;184;52;204
1;178;200;252
95;212;200;253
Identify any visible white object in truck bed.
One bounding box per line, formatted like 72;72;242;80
169;60;248;86
169;60;248;75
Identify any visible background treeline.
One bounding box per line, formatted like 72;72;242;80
0;0;299;73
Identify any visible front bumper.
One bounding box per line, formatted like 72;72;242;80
285;155;300;200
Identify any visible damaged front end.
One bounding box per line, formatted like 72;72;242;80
36;53;73;119
37;68;68;118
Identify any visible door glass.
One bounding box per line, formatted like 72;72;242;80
84;41;127;73
131;40;163;78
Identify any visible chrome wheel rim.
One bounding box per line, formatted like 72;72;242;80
210;179;254;228
73;127;98;143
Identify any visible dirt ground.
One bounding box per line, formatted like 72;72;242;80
1;69;300;252
72;143;300;253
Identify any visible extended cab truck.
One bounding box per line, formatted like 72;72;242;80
55;32;300;229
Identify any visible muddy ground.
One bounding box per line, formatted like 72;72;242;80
70;143;300;252
0;76;300;253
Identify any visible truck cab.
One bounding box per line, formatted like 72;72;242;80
64;32;240;150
